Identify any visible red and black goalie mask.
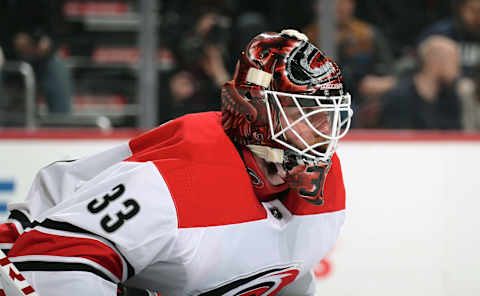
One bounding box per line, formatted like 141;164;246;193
221;29;353;165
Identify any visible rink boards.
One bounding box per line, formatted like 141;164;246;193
0;130;479;296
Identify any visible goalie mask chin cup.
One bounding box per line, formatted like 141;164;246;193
221;29;353;166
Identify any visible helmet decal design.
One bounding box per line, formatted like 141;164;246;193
286;42;342;88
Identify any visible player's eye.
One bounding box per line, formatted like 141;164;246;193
297;98;318;107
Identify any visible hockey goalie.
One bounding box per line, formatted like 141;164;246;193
0;29;352;295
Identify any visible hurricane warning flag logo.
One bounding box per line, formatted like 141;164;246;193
198;264;301;296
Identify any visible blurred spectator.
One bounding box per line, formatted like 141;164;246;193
302;0;396;127
0;46;3;76
355;0;452;57
167;10;231;119
233;0;314;32
0;46;5;105
229;12;270;68
0;0;8;110
458;66;480;130
3;0;72;114
419;0;480;77
379;36;462;129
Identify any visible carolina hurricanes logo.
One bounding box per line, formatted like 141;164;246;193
198;265;301;296
247;167;264;189
286;42;341;86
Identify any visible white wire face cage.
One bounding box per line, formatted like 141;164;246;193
264;90;353;164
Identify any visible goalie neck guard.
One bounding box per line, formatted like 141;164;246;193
221;29;353;166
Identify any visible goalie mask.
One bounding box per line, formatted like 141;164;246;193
222;29;353;168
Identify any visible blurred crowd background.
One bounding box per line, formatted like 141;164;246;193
0;0;479;131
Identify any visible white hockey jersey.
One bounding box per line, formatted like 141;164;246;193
1;112;346;296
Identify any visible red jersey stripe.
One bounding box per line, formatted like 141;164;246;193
8;230;123;281
127;112;268;228
0;223;20;244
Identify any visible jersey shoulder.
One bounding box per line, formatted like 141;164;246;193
8;161;179;283
126;112;267;228
37;160;180;246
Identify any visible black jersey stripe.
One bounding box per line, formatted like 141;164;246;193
28;219;135;279
30;219;91;235
8;210;31;229
15;261;116;283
